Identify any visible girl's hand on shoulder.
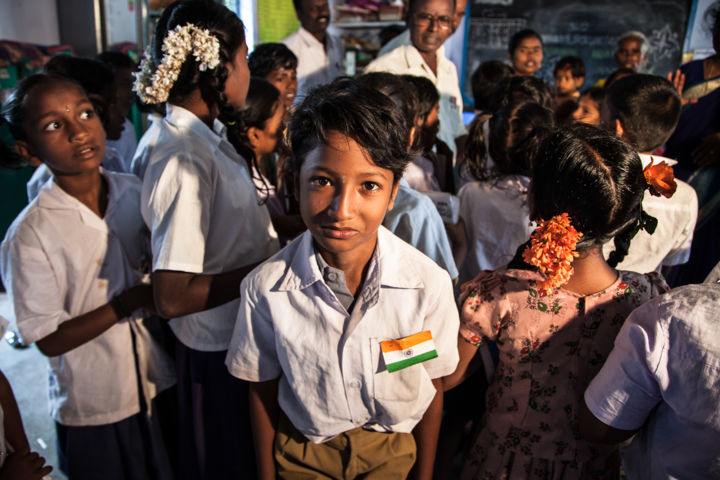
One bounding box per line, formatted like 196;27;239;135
0;449;53;480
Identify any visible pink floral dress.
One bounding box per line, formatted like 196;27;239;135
459;269;669;480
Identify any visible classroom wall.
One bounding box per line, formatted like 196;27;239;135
0;0;60;45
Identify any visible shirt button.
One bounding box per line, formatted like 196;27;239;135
348;380;361;389
327;272;338;281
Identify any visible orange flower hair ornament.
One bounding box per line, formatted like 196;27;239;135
643;157;677;198
522;213;583;296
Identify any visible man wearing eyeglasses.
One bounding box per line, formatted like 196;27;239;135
283;0;345;103
365;0;467;159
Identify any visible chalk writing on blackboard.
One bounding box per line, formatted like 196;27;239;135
648;24;682;64
470;17;526;50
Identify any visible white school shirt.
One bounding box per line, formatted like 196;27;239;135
383;179;458;279
365;44;466;157
585;282;720;480
107;118;138;172
457;176;533;285
1;171;150;426
130;113;163;180
26;146;125;202
226;227;460;443
602;154;698;273
142;104;280;352
282;27;344;103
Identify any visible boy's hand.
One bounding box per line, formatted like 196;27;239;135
0;449;53;480
666;70;697;106
120;285;156;316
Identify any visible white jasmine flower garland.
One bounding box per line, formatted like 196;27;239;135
133;23;221;104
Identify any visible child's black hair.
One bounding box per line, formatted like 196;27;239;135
605;67;635;88
248;43;298;78
553;55;585;78
221;77;280;203
288;77;413;183
154;0;246;115
0;74;84;169
508;29;543;55
531;124;647;266
489;75;553;113
356;72;418;131
471;60;512;113
580;86;605;106
96;51;137;72
488;101;554;179
400;75;439;121
604;74;681;153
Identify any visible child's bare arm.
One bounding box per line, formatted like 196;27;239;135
249;379;280;480
442;335;483;391
0;449;53;480
35;284;153;357
410;377;443;480
152;264;260;319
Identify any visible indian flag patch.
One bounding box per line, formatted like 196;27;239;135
381;331;438;373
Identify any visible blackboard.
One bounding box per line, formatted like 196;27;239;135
462;0;692;102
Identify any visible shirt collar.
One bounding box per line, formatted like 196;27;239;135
403;44;448;80
165;104;227;151
638;153;678;168
297;26;326;48
277;227;424;293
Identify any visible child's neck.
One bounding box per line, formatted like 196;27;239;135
562;247;618;296
317;241;376;298
174;89;218;129
54;169;108;218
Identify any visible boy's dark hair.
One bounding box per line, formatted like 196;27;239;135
96;51;136;71
489;75;553;113
580;86;605;106
605;67;635;88
0;74;84;168
471;60;512;113
532;124;647;266
357;72;419;132
288;77;413;182
489;101;554;179
604;74;681;152
401;75;439;120
154;1;245;113
508;29;543;55
553;55;585;78
248;43;298;78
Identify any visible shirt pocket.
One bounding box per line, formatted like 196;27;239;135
370;337;424;403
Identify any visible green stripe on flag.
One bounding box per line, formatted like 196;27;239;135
386;350;438;373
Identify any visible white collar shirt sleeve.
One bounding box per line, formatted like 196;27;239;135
226;227;459;443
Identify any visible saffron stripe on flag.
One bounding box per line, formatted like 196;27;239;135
380;330;433;353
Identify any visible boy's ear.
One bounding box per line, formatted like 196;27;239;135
387;180;400;211
614;119;625;140
407;125;417;151
14;140;42;167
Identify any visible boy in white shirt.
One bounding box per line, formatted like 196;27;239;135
600;74;698;273
226;78;459;480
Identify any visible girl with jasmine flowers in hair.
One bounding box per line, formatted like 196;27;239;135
444;124;669;480
136;1;279;479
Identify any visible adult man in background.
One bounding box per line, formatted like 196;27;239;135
282;0;344;102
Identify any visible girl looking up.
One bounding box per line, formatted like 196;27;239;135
446;124;669;480
0;73;172;480
136;1;279;478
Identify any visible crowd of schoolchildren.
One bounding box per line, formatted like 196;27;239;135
0;0;718;479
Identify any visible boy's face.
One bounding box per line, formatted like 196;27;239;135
298;131;399;267
265;65;298;113
554;67;583;96
510;36;542;76
421;102;440;148
572;94;600;126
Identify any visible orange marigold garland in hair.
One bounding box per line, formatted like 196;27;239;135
643;157;677;198
522;213;583;296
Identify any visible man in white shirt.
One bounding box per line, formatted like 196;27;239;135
580;281;720;480
365;0;466;157
282;0;344;102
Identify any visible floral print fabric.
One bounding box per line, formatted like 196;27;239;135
459;269;668;480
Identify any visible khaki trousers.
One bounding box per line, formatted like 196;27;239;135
274;414;416;479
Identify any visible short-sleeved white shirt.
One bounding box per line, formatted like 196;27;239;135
585;282;720;479
457;176;533;284
282;27;344;103
141;104;279;351
602;154;698;273
1;171;149;426
226;227;459;443
365;44;467;157
130;113;163;180
383;179;458;280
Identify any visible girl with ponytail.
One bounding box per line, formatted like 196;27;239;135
445;124;669;480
